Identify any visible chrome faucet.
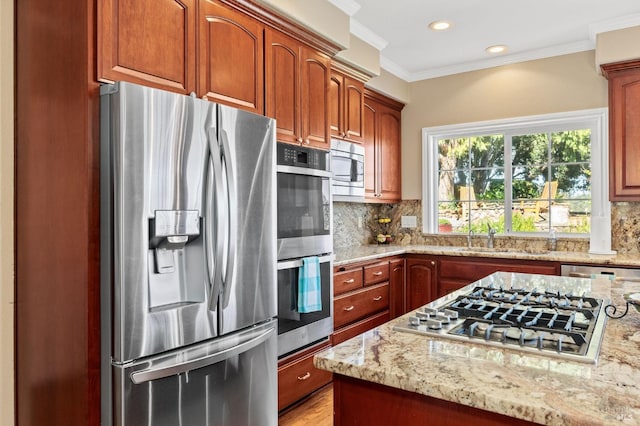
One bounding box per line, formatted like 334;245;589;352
467;230;474;248
487;225;496;248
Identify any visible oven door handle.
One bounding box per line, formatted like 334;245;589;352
276;165;332;179
277;254;333;270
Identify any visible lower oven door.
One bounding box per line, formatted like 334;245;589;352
277;254;333;357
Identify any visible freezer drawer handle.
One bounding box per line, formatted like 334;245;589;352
129;326;275;384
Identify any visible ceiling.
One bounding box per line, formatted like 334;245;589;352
329;0;640;82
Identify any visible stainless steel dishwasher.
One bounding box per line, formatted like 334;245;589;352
561;264;640;282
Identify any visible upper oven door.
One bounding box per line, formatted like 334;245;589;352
276;165;332;259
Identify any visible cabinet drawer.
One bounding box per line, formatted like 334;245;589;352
364;261;389;285
334;282;389;329
332;310;390;346
334;268;363;296
278;345;332;411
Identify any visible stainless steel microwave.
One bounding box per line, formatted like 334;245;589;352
331;139;365;202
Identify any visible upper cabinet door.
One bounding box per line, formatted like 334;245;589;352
301;47;331;150
330;69;365;143
98;0;196;94
343;76;364;143
603;61;640;201
198;0;264;114
363;101;378;199
265;29;302;145
378;107;402;202
329;72;344;138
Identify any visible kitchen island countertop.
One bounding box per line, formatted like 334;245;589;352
333;244;640;268
314;272;640;425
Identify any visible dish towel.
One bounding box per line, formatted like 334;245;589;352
297;256;322;313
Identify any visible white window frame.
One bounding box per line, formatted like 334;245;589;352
421;108;615;254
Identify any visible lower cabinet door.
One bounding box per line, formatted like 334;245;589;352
277;341;332;411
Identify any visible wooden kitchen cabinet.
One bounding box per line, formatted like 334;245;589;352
389;258;406;318
266;28;331;150
332;260;392;345
438;256;560;298
198;0;264;114
329;66;366;143
278;339;332;412
602;60;640;200
98;0;197;94
405;256;438;310
363;90;404;202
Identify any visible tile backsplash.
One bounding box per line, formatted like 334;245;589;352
333;200;640;254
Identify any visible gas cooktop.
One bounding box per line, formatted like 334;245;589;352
393;272;609;363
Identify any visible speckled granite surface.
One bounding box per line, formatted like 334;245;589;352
315;272;640;425
333;244;640;268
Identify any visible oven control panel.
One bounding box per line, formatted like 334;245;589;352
277;143;329;171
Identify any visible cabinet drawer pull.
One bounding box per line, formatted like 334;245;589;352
372;296;383;301
343;305;355;312
372;271;383;276
343;278;355;284
297;372;311;381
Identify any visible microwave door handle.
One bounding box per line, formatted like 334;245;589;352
219;129;237;309
130;326;275;384
207;128;226;311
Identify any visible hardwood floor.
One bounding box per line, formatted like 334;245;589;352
278;383;333;426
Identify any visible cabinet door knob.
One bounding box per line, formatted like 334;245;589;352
297;372;311;381
343;305;355;312
304;138;310;145
297;138;303;143
372;296;383;301
344;278;355;284
431;261;436;266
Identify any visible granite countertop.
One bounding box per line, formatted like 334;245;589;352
314;272;640;425
333;244;640;268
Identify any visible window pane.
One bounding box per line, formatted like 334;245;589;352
469;135;504;167
438;138;469;170
471;167;504;202
512;166;547;203
512;133;548;166
551;130;591;163
551;164;591;199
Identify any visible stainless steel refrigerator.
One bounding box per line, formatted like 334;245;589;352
100;82;277;426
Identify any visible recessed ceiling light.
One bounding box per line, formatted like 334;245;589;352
428;20;452;31
486;45;508;54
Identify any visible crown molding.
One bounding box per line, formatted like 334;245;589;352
327;0;360;17
350;18;388;51
382;40;594;83
589;13;640;42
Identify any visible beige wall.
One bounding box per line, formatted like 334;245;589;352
596;25;640;67
257;0;350;49
335;34;380;78
0;0;14;422
401;50;608;199
366;68;411;104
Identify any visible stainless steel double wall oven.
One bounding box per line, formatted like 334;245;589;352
276;143;333;357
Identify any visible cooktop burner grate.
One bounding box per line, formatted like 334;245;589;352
393;277;608;363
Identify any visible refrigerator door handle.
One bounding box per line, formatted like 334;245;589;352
130;325;275;384
220;128;237;309
207;127;226;310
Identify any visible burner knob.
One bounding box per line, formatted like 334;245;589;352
409;316;421;326
426;319;442;330
443;309;458;320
